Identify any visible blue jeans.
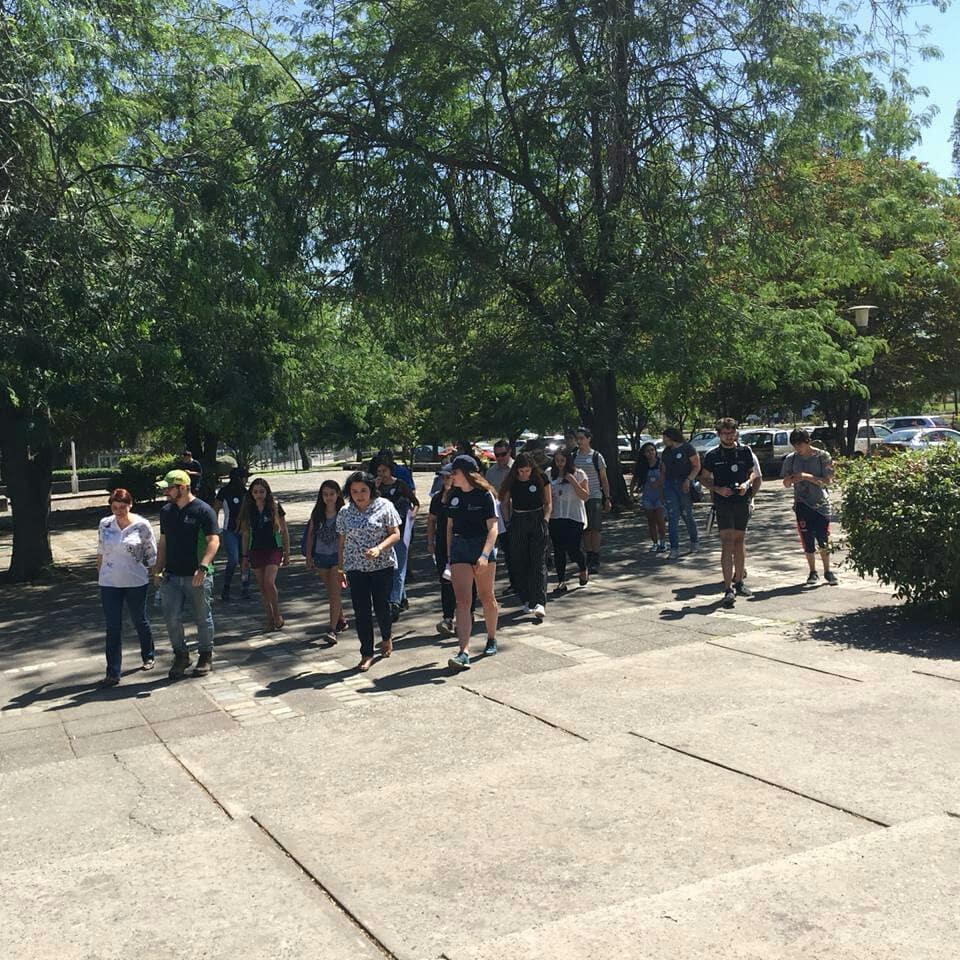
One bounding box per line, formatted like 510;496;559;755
664;479;699;549
160;573;215;654
100;584;154;678
220;529;249;593
390;539;409;605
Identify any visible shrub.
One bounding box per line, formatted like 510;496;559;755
51;468;113;481
104;453;180;504
840;445;960;616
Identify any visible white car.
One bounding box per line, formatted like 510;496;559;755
884;415;951;431
880;427;960;452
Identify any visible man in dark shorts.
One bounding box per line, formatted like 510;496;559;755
700;419;758;608
781;428;837;586
152;470;220;678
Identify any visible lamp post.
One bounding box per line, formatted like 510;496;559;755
848;305;877;454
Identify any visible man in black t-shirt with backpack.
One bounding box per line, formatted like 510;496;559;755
700;418;758;608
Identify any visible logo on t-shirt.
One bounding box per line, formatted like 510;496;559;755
450;497;460;507
528;484;537;492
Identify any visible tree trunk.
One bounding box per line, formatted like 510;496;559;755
844;397;862;456
294;425;312;471
1;425;54;582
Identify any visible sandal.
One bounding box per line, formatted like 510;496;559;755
324;630;338;645
275;615;285;629
357;657;374;672
380;638;393;658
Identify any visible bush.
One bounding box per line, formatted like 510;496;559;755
104;453;180;504
840;445;960;616
51;468;113;481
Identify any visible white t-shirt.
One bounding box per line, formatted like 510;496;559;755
97;514;158;588
550;469;589;524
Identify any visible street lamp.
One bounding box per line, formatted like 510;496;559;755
848;305;877;453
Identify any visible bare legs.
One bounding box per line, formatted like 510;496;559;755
452;561;499;653
252;565;282;628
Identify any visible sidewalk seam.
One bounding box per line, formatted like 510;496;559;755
249;814;402;960
704;640;864;682
161;743;235;821
460;685;589;741
629;732;890;828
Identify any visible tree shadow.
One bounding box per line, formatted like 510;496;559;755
792;606;960;661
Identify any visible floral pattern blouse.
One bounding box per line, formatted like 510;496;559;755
98;514;158;588
335;499;400;572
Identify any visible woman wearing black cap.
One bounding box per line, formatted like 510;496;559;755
445;455;500;670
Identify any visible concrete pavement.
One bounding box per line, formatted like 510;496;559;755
1;473;958;958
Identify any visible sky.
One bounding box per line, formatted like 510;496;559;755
890;2;959;177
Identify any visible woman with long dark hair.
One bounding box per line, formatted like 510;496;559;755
239;477;290;631
547;448;589;592
96;488;158;685
446;456;500;670
306;479;347;643
637;442;667;553
336;471;401;672
499;452;552;620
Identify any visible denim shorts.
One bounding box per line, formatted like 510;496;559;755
449;535;498;566
312;553;338;570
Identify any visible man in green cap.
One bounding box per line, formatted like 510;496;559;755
152;470;220;678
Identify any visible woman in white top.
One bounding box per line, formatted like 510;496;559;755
96;488;158;686
547;448;590;592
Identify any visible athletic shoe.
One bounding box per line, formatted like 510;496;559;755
390;603;401;623
721;588;736;608
399;596;409;611
192;651;213;677
734;581;753;598
141;658;155;671
689;540;701;554
521;603;530;614
98;674;120;688
655;542;667;553
824;571;838;586
533;604;546;620
806;570;820;586
554;582;568;594
448;650;471;671
437;619;455;637
668;548;680;560
484;637;498;656
168;652;192;679
647;543;659;553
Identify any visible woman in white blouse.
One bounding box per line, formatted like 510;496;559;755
96;488;158;686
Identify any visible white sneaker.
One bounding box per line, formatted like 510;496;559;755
533;604;546;620
668;548;679;560
522;603;530;614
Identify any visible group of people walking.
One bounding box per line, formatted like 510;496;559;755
94;421;837;684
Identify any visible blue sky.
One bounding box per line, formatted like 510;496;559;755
896;2;959;177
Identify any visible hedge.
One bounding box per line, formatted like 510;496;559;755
103;454;239;502
52;468;114;481
840;445;960;616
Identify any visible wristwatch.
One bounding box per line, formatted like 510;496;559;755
480;551;490;560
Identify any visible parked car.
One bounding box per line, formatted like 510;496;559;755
879;427;960;453
689;430;718;453
413;444;437;462
809;422;892;456
883;415;951;431
738;428;793;475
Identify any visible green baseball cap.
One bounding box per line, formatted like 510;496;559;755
156;469;191;490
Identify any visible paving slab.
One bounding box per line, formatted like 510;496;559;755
169;685;575;814
450;815;960;960
0;743;224;867
460;642;856;740
0;821;384;960
151;711;237;742
252;733;873;959
643;679;960;825
69;723;160;757
703;631;960;684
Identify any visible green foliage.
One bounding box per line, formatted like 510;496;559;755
51;468;113;481
106;454;181;504
840;446;960;615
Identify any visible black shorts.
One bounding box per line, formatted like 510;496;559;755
715;497;750;531
795;502;831;552
449;535;498;566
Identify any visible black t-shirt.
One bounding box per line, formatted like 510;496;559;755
703;444;755;499
215;484;245;532
510;478;545;511
249;503;285;551
429;492;450;553
160;498;218;575
379;479;414;536
176;459;203;491
446;487;496;539
664;442;698;481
